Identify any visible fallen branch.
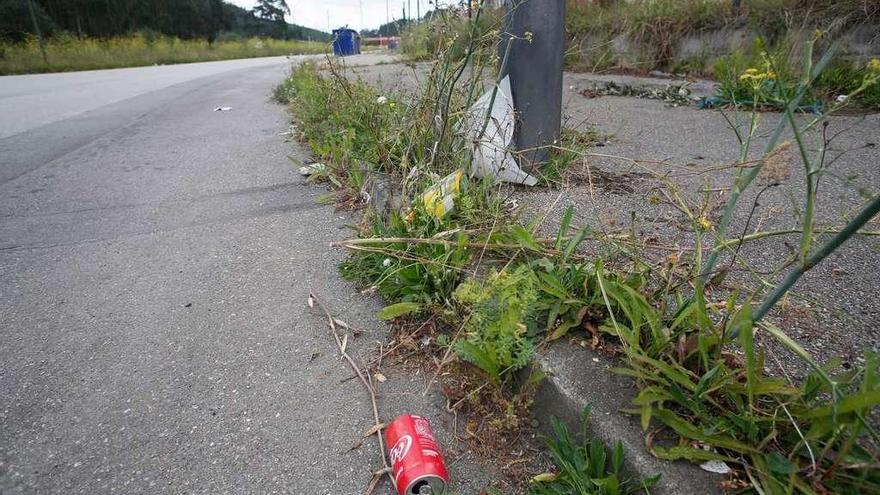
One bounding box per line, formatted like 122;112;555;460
308;292;394;493
333;236;550;252
331;236;600;260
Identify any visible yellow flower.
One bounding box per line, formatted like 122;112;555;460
739;67;775;82
697;215;712;231
868;58;880;75
739;68;759;81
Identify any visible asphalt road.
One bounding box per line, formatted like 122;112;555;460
0;56;490;493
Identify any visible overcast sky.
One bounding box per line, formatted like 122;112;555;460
229;0;436;32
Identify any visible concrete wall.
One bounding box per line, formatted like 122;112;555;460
570;23;880;72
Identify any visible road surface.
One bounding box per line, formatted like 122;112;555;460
0;56;489;493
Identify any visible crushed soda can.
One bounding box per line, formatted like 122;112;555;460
421;170;463;218
385;414;449;494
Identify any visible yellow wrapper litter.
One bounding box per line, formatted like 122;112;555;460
422;170;464;218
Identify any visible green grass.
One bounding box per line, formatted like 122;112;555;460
530;407;660;495
0;33;328;75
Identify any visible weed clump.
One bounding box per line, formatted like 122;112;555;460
453;267;537;386
531;407;660;495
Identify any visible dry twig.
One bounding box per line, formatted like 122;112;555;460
308;292;394;493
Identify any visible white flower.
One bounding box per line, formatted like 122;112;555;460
376;96;388;104
382;258;392;267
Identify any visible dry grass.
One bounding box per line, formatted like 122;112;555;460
0;33;328;75
565;0;880;72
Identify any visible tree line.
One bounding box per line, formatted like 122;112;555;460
0;0;331;43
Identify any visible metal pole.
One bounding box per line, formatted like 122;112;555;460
416;0;420;23
26;0;48;65
500;0;565;168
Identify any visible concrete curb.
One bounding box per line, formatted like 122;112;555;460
532;341;723;494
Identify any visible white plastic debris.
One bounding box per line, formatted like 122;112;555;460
699;460;731;474
298;162;326;176
836;94;849;103
214;106;232;112
462;75;538;186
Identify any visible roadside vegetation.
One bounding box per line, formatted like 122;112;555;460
399;1;880;109
0;0;329;75
282;5;879;494
564;0;880;109
0;33;326;75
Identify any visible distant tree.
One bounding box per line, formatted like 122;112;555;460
253;0;289;22
253;0;289;38
1;0;329;43
0;0;54;42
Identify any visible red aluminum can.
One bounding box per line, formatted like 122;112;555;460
385;414;450;494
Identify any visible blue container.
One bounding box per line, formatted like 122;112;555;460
332;28;360;56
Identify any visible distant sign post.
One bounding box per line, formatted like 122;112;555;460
500;0;565;169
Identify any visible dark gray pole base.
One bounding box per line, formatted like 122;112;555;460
500;0;566;169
